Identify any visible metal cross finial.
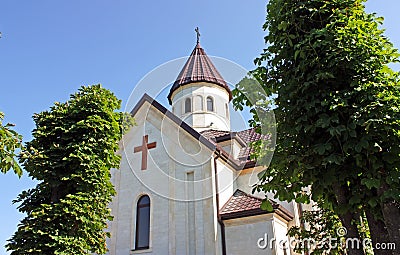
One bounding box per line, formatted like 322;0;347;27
195;27;200;44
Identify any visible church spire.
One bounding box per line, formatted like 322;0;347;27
167;30;232;105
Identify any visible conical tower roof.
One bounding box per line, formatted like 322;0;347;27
168;42;232;104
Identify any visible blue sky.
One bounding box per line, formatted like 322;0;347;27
0;1;399;254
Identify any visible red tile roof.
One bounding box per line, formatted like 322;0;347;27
236;128;269;161
167;43;232;104
220;190;265;215
236;128;266;144
220;190;294;221
200;129;231;141
200;128;270;163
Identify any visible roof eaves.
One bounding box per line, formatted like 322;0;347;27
130;94;216;151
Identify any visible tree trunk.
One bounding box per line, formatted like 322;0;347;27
334;184;365;255
339;211;365;255
365;210;393;255
378;181;400;251
381;201;400;251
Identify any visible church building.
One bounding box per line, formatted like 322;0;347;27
106;36;302;255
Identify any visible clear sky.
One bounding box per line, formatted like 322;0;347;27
0;1;399;254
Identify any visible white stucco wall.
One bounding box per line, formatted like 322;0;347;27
215;160;237;209
236;168;296;215
272;216;291;255
170;82;231;132
224;214;275;255
107;101;221;255
236;166;265;195
220;139;242;159
224;214;291;255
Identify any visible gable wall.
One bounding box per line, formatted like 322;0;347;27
107;101;222;255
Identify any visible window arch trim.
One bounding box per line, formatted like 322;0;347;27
184;97;192;113
206;96;214;112
135;194;150;250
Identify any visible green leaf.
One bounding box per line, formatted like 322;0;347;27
361;178;380;189
260;199;274;212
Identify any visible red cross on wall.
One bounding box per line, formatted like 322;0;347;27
134;135;157;170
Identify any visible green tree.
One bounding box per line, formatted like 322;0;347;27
233;0;400;254
6;85;128;254
0;111;23;176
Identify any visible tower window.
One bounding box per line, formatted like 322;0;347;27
184;98;192;113
135;195;150;250
225;103;229;118
206;97;214;112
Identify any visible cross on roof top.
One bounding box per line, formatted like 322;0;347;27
195;27;200;44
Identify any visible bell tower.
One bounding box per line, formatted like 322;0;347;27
167;29;232;132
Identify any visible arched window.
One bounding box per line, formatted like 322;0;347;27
184;98;192;113
225;103;229;118
206;97;214;112
135;195;150;250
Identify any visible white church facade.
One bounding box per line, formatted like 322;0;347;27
106;39;302;255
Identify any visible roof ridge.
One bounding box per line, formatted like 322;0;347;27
199;128;230;133
234;189;263;201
